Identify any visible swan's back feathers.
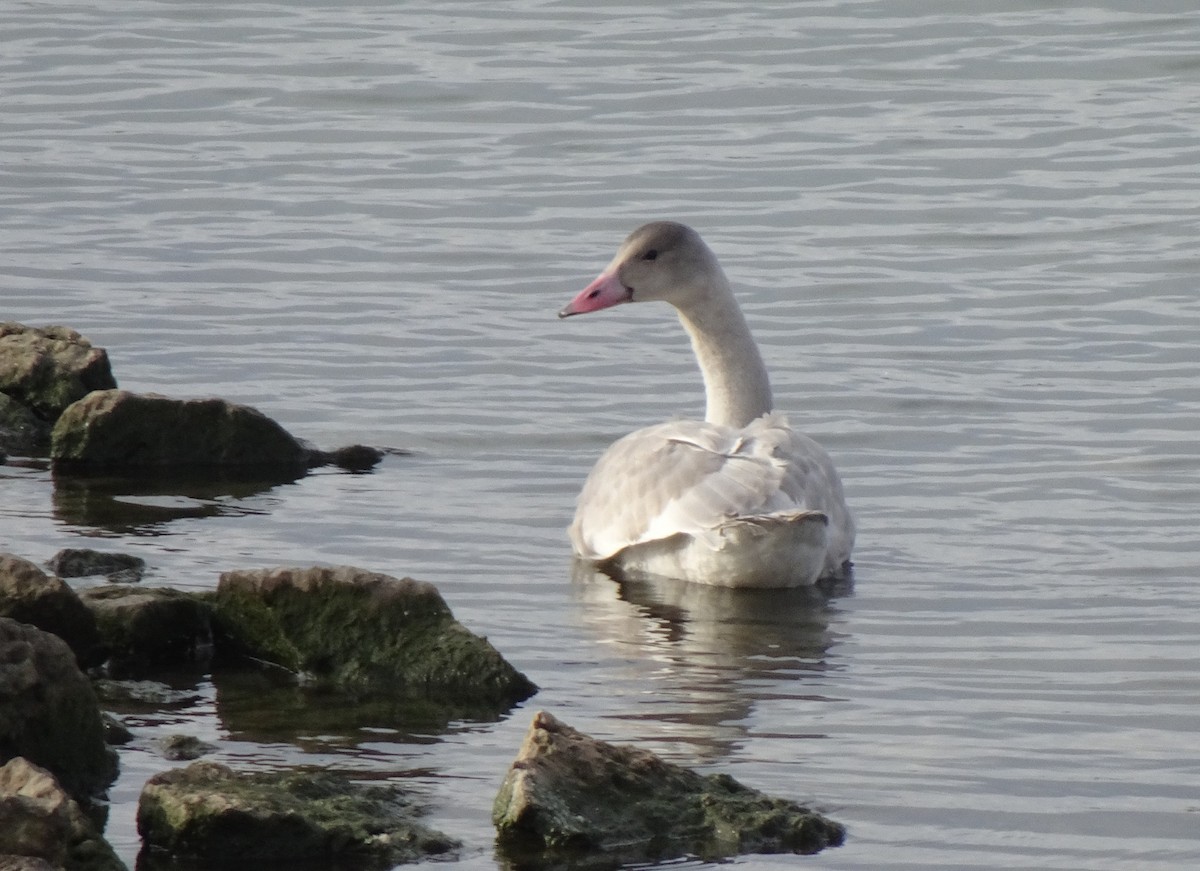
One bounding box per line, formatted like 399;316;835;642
570;412;854;578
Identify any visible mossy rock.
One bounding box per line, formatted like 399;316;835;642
494;711;844;865
213;566;537;710
50;389;313;470
137;761;459;868
0;323;117;422
0;757;126;871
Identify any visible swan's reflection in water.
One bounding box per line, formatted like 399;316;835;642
571;560;852;763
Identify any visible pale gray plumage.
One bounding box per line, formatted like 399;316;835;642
561;222;854;588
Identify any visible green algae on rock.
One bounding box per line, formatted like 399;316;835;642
213;566;537;710
494;711;845;866
50;389;315;471
0;757;126;871
0;323;117;455
137;761;459;868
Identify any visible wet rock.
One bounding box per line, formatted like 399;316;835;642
0;393;48;457
316;442;386;472
213;566;537;710
0;856;60;871
77;586;213;676
50;390;315;472
0;757;125;871
0;618;117;802
47;550;144;583
154;734;215;762
100;715;133;747
91;679;202;709
0;554;103;668
0;323;117;456
137;761;458;868
493;711;845;866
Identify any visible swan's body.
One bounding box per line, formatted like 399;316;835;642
559;221;854;589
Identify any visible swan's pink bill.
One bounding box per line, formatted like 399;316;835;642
558;270;630;318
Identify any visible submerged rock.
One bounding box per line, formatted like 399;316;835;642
50;390;315;471
493;711;845;865
47;549;145;582
0;553;103;668
0;757;125;871
0;323;117;455
154;734;215;761
318;442;386;472
213;566;537;710
137;761;458;868
77;586;214;676
0;618;117;802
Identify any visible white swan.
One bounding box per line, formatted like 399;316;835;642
559;221;854;589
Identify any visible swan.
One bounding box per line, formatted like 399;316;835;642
559;221;854;589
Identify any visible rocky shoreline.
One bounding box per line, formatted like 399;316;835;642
1;322;844;869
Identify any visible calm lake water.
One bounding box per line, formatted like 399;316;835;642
3;1;1199;868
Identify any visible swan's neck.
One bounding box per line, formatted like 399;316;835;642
675;277;773;428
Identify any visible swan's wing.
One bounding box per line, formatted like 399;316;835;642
570;413;831;560
775;421;857;569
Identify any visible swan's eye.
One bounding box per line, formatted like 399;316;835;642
642;249;658;261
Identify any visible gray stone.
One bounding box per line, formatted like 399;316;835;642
0;554;102;668
494;711;845;865
0;618;116;801
154;735;215;762
46;550;144;582
0;757;125;871
137;761;458;867
0;324;117;444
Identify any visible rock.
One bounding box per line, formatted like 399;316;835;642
0;324;117;456
0;554;103;668
47;550;144;582
154;734;214;761
318;443;385;472
91;679;201;709
0;757;125;871
77;586;213;676
213;566;537;710
50;390;315;471
137;761;458;868
0;393;49;457
493;711;845;865
0;856;61;871
100;715;132;747
0;619;117;802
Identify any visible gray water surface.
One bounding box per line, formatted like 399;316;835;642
3;2;1199;869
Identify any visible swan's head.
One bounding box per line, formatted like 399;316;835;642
559;221;724;318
